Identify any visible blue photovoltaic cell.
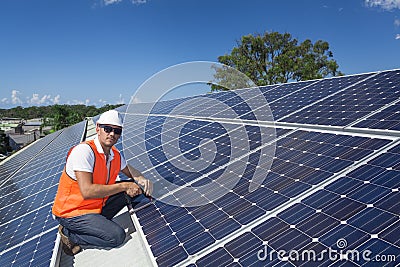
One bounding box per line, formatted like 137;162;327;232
282;70;400;127
0;121;86;267
224;232;263;258
380;223;400;247
296;212;339;237
196;247;234;267
320;223;370;250
347;207;397;234
356;239;400;266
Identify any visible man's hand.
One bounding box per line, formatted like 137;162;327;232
122;182;142;198
135;176;153;197
121;165;153;197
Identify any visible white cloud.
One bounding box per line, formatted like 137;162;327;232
365;0;400;10
103;0;146;5
132;0;147;4
395;18;400;26
53;95;61;104
11;90;22;105
129;95;141;104
28;93;52;105
66;99;91;105
396;33;400;39
103;0;122;5
100;99;107;104
117;94;125;104
69;100;84;105
1;98;8;104
96;99;108;107
42;95;51;103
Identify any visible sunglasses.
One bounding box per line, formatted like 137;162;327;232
99;125;122;135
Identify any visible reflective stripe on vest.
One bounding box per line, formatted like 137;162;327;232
52;140;121;218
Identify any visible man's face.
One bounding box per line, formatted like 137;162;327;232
96;124;122;148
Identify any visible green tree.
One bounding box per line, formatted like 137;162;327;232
213;31;343;90
52;105;69;131
67;110;83;126
0;130;12;155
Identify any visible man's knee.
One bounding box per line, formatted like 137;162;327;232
107;226;126;247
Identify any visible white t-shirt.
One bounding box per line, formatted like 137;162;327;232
65;137;127;180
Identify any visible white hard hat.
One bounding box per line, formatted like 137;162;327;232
97;110;123;127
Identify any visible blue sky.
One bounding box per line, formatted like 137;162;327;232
0;0;399;108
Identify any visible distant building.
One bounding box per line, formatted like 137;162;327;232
8;132;38;150
1;118;43;151
23;120;42;132
0;123;20;133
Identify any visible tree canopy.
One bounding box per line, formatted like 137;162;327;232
213;31;343;91
0;104;124;133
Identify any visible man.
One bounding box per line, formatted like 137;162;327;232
52;110;152;256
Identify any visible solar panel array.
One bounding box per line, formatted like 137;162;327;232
120;69;400;266
1;69;399;267
0;121;86;267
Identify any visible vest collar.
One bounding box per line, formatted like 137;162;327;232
93;136;115;161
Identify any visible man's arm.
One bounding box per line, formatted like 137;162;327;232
76;171;142;199
121;166;153;196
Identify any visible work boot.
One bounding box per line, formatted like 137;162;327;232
58;225;82;256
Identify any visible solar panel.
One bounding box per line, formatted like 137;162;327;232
351;102;400;131
265;74;371;120
0;121;86;267
0;133;59;184
281;70;400;127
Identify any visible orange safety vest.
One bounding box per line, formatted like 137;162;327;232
52;140;121;218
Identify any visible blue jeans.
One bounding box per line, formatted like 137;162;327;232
56;192;137;248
